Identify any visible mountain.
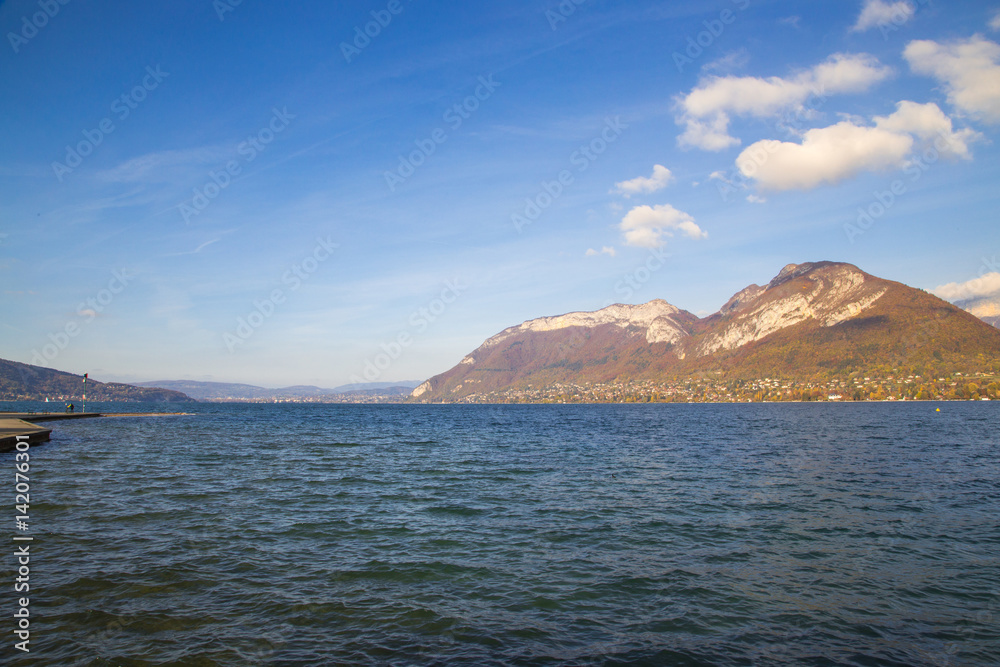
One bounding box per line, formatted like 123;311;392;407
0;359;192;402
135;381;278;401
954;295;1000;329
411;261;1000;402
330;381;423;393
136;380;421;401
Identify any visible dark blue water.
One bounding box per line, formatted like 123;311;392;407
4;402;998;665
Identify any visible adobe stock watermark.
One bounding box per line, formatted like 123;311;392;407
972;254;1000;283
673;0;751;73
512;116;627;233
613;247;670;301
350;278;468;384
876;0;930;41
844;131;968;244
223;236;337;352
7;0;71;54
30;269;133;367
51;66;169;182
341;0;414;63
545;0;591;30
213;0;244;21
179;107;295;223
384;75;500;192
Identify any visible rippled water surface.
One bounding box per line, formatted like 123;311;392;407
6;402;999;665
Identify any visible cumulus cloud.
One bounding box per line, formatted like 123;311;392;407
678;114;741;151
619;204;707;248
905;36;1000;123
737;123;911;190
852;0;915;32
613;165;674;197
586;246;617;257
736;101;978;191
676;53;891;150
934;272;1000;301
747;194;767;204
874;100;979;158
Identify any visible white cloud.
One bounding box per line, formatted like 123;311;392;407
992;12;1000;31
852;0;915;32
678;114;740;151
874;100;979;158
747;194;767;204
934;272;1000;301
905;36;1000;123
737;123;911;190
619;204;707;248
676;53;891;150
586;246;617;257
736;101;978;191
614;165;674;197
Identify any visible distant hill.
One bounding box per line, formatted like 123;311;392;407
0;359;192;402
412;261;1000;402
136;380;421;402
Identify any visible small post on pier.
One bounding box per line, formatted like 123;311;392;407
82;373;88;413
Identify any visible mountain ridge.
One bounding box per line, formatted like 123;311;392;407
136;380;422;402
412;261;1000;402
0;359;192;403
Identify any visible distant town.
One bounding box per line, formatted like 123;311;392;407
415;372;1000;404
170;371;1000;404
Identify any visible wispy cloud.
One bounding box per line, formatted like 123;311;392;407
703;49;750;74
96;147;231;183
585;246;616;257
163;237;226;257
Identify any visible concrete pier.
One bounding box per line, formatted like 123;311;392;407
0;419;52;450
0;412;100;452
0;412;193;452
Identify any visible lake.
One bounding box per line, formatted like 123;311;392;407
4;402;998;665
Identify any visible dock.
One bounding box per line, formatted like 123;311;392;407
0;412;194;452
0;412;101;452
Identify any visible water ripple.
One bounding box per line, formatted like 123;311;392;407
4;401;997;665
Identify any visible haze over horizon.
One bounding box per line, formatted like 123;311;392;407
2;0;999;387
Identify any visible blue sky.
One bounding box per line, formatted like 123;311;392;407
2;0;999;387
